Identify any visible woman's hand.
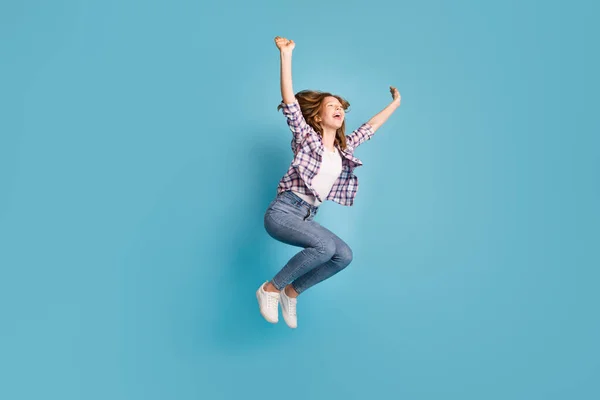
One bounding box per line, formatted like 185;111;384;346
274;36;295;54
390;86;401;106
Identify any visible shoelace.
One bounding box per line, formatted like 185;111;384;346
267;293;279;309
287;298;297;316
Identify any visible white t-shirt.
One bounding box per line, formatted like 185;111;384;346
293;146;343;206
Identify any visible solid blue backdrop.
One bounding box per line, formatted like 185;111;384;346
1;0;598;399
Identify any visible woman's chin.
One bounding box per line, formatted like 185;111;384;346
324;120;343;130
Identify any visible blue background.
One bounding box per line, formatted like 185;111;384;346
1;0;598;399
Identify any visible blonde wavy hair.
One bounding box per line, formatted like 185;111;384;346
278;90;350;150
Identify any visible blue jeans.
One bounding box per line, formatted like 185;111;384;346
263;190;354;294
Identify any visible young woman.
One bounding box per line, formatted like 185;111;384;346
257;36;401;328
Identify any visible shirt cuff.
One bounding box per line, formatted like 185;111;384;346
280;100;302;117
360;122;375;140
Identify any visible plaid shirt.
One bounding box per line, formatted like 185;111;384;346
276;100;375;206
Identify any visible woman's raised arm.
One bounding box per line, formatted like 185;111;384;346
346;86;401;149
367;86;402;132
275;36;296;104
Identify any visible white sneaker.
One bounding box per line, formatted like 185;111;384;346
256;281;280;323
279;287;298;328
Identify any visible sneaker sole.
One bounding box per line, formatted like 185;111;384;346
256;289;278;324
282;311;297;329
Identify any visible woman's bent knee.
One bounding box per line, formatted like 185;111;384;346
337;243;353;266
317;237;337;261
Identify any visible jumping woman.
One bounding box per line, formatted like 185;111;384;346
257;36;402;328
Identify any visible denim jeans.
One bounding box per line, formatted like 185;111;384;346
263;190;353;294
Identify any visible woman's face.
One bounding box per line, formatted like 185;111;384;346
318;96;345;130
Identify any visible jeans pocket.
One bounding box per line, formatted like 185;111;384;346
267;201;293;215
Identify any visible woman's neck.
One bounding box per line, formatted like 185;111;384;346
322;128;337;151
